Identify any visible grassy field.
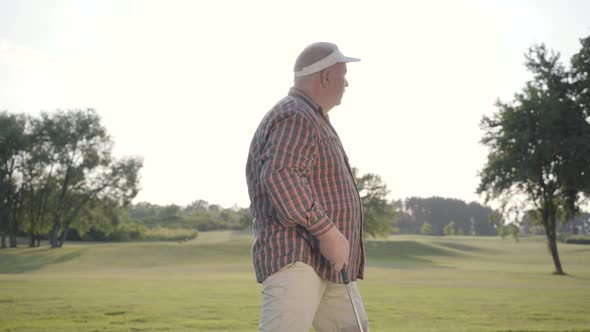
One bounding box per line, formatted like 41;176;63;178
1;231;589;332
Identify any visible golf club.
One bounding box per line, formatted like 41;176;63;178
341;268;364;332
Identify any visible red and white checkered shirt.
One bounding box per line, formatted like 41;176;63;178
246;87;365;283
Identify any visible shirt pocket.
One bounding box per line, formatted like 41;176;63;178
317;133;347;171
317;135;341;153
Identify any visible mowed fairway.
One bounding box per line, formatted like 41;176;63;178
1;231;589;332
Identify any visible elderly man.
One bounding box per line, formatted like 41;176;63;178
246;42;368;331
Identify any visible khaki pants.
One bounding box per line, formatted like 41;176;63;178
259;261;369;332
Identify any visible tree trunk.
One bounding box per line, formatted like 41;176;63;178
35;235;41;247
50;223;60;248
8;217;17;248
547;236;564;274
58;226;70;248
58;228;68;248
9;233;17;248
543;202;565;275
0;233;6;249
29;216;37;247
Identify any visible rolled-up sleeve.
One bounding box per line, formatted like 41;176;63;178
260;113;335;238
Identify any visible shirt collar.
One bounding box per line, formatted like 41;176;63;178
288;87;325;115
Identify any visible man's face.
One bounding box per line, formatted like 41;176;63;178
327;63;349;107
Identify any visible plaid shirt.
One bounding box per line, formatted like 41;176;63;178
246;87;365;284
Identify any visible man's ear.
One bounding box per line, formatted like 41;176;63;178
320;69;330;88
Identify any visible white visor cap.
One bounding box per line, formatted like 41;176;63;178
294;49;360;77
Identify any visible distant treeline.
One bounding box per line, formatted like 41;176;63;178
3;193;588;247
80;196;589;243
64;199;251;242
123;197;503;238
395;196;589;237
396;197;498;236
2;110;588;249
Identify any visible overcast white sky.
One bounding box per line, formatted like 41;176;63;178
1;0;589;208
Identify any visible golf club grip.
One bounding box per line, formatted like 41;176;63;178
341;268;350;284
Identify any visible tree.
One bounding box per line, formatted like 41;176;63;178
517;210;545;235
159;204;181;220
236;207;253;229
353;168;398;238
0;112;30;248
20;117;60;247
508;224;520;242
497;224;510;240
36;109;142;248
571;35;590;119
185;199;209;213
495;217;521;242
478;38;590;274
420;222;433;235
128;202;158;220
443;221;456;236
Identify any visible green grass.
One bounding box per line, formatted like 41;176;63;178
1;232;589;331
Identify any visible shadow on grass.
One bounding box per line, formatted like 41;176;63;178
433;241;491;253
564;273;590;281
365;240;458;269
0;247;83;273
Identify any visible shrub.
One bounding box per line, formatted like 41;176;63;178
420;222;433;235
563;235;590;245
443;221;456;236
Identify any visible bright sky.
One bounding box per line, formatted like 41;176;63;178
1;0;589;208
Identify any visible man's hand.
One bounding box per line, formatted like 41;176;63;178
318;226;349;272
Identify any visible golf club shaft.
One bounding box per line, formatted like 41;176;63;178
342;269;364;332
